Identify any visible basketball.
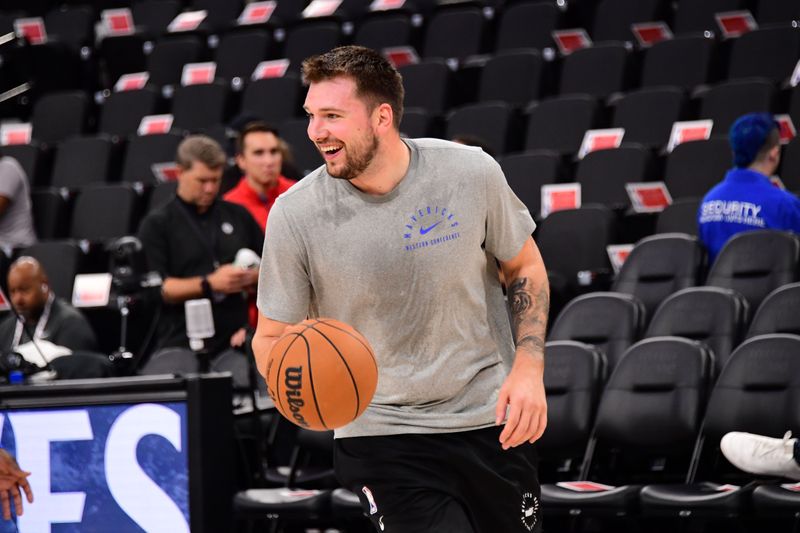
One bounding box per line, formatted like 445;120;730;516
266;318;378;431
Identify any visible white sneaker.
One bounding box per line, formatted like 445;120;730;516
720;431;800;481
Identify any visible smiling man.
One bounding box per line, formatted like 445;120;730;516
252;46;549;533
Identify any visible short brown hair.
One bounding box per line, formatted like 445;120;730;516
176;135;226;170
302;45;404;129
235;121;280;155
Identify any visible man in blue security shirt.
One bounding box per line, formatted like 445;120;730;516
698;112;800;263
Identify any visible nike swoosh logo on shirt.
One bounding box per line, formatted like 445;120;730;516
419;221;442;235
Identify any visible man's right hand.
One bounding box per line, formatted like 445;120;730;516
208;264;251;294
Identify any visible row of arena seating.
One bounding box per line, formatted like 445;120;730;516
1;0;799;96
233;331;800;532
5;12;800;96
3;79;800;181
2;0;799;139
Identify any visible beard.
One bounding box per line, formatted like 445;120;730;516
326;132;379;181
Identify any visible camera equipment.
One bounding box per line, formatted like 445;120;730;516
106;237;162;365
0;350;41;383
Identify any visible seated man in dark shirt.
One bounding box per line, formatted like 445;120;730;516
0;256;98;363
138;135;264;386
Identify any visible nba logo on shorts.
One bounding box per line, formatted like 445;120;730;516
520;491;539;531
362;486;378;515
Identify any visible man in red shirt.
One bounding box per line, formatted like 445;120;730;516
224;122;296;233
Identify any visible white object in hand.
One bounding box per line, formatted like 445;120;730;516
234;248;261;269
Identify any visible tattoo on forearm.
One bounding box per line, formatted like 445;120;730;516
518;335;546;354
509;278;531;316
508;277;549;359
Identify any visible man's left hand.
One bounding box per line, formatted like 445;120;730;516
495;355;547;450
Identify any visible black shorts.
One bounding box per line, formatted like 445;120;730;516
334;426;542;533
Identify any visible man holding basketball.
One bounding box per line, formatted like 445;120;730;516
253;46;549;532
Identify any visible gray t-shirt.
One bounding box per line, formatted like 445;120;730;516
0;157;36;248
258;138;536;438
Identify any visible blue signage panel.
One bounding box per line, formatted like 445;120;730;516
0;402;189;532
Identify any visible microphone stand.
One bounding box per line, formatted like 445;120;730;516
189;338;211;374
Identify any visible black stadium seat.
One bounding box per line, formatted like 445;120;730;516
44;5;94;52
494;1;560;53
524;95;599;155
727;26;800;84
746;282;800;338
171;81;230;132
445;102;516;156
575;144;655;209
539;341;605;483
240;75;303;124
132;0;181;36
191;0;243;32
499;150;561;220
69;184;141;242
399;60;451;115
30;188;70;240
542;337;713;523
640;35;718;91
655;197;701;235
121;132;184;184
147;36;205;87
645;287;749;374
50;135;120;189
559;42;630;100
284;21;342;71
612;233;705;321
31;91;88;145
640;334;800;523
536;206;617;305
755;0;800;25
478;50;544;107
422;7;485;60
664;138;732;200
399;108;436;138
673;0;745;35
611;87;687;149
353;14;413;51
548;292;645;373
698;78;774;134
99;34;149;87
591;0;667;43
99;87;161;138
706;230;800;311
215;30;272;84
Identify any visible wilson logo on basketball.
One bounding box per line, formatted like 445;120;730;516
267;318;378;430
284;366;310;428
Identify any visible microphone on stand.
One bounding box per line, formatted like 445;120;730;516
185;298;215;373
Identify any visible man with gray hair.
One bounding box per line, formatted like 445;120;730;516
138;135;264;382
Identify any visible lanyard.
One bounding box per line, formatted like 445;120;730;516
176;199;221;269
12;293;54;348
